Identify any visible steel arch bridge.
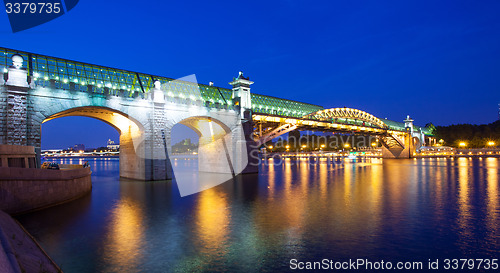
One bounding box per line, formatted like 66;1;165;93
253;106;431;158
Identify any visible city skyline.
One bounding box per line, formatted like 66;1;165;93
41;116;198;149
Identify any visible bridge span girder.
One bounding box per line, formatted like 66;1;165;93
253;113;427;159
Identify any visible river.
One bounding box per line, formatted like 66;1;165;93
16;156;500;272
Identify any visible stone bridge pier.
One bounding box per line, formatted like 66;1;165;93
0;55;258;181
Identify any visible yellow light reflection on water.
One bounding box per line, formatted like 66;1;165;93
343;161;353;208
433;158;445;222
195;189;230;256
254;157;306;246
319;161;328;201
457;157;472;245
485;158;498;245
368;163;383;228
102;198;145;272
267;158;276;198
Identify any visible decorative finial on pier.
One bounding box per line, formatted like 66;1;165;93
11;54;23;69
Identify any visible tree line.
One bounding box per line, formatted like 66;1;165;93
434;120;500;148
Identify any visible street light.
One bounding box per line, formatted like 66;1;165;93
459;142;467;147
487;141;495;146
371;142;377;147
344;143;350;148
320;144;325;148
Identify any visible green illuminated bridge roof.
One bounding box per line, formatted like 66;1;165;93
1;47;321;118
0;47;432;135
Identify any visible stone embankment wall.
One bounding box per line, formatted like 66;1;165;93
0;167;92;215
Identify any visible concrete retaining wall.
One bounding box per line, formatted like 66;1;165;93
0;167;92;215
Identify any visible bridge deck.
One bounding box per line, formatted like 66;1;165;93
1;47;322;118
1;47;432;135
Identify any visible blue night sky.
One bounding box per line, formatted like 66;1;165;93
1;0;500;149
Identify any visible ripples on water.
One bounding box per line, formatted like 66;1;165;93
16;157;500;272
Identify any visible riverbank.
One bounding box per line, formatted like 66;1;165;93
0;166;92;215
0;210;61;273
0;165;92;272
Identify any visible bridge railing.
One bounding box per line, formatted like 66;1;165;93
30;77;239;111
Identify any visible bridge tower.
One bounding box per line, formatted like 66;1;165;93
229;72;258;173
380;115;418;159
229;71;253;119
405;115;425;149
404;115;414;135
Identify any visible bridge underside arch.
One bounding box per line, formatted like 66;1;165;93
172;116;241;175
177;116;231;145
43;106;146;180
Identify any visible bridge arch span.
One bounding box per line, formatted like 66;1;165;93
44;106;145;134
166;110;249;177
304;107;388;129
42;106;147;180
176;116;231;142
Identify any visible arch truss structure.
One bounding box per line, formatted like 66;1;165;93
303;108;388;129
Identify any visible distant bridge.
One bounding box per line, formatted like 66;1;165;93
0;47;435;180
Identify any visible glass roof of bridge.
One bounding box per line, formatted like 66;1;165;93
0;47;323;118
381;119;433;135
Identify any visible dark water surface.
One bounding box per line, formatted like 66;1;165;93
16;157;500;272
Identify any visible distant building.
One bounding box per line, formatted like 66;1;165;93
172;138;198;154
107;139;120;150
72;144;85;151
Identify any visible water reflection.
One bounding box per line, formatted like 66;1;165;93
195;189;230;259
16;156;500;272
101;197;145;273
485;158;499;253
457;158;472;250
